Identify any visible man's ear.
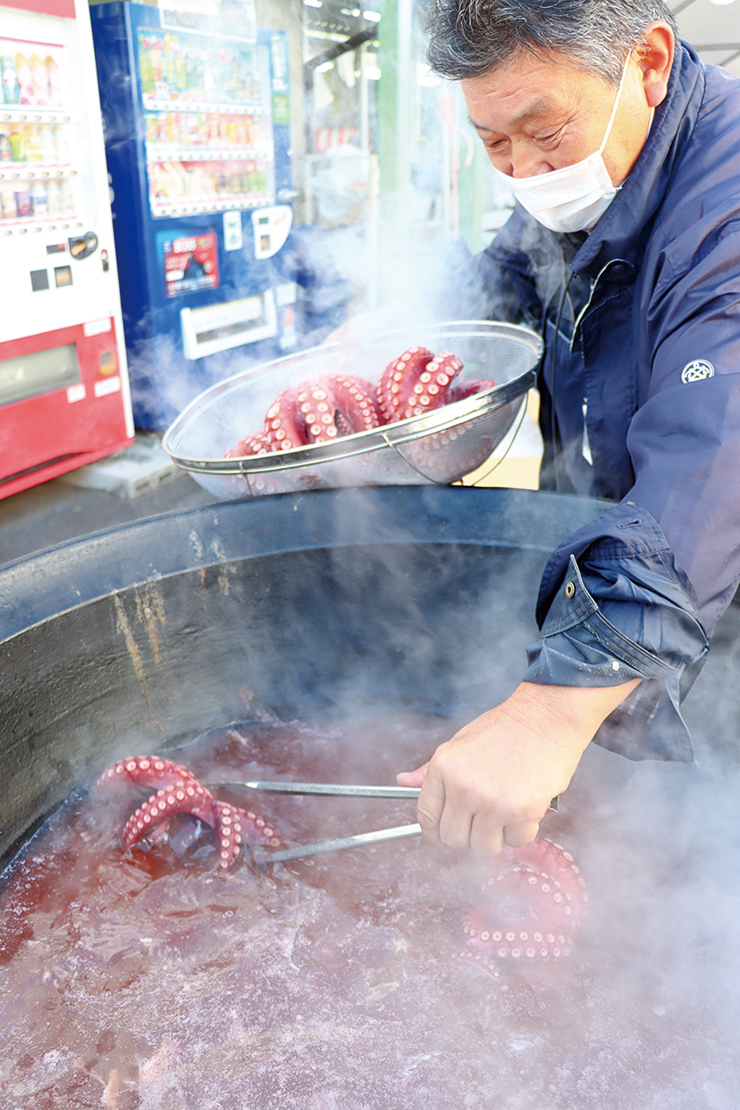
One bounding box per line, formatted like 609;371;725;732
638;22;675;109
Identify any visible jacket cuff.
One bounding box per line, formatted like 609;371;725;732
523;554;708;762
525;554;678;682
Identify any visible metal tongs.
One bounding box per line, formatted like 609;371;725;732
212;779;559;866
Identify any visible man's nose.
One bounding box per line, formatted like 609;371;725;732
508;140;555;178
510;152;554;178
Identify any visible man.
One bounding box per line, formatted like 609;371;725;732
397;0;740;856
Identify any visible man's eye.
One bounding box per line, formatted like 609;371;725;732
535;127;564;146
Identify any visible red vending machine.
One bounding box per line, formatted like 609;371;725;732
0;0;133;500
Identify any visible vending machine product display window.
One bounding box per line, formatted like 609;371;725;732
91;2;297;431
138;29;276;219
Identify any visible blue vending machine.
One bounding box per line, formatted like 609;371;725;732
90;2;296;429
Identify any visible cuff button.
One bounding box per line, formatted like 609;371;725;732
565;581;576;599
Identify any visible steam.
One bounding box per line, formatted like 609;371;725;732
3;502;740;1105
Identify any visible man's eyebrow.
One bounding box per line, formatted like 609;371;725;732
468;98;555;133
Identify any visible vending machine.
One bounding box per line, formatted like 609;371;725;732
90;2;297;430
0;0;133;500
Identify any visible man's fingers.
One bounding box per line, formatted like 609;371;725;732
396;763;428;788
414;762;447;848
503;819;542;849
437;803;475;851
468;809;505;857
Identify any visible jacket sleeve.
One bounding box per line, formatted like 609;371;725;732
524;226;740;763
523;503;709;761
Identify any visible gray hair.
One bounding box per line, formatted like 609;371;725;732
425;0;678;84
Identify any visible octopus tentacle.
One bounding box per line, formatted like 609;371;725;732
294;374;381;444
410;352;463;419
264;386;306;452
122;779;217;848
448;379;496;403
212;799;283;871
231;375;382;457
98;755;280;871
97;756;199;794
224;431;274;459
460;837;588;977
319;374;382;436
376;346;434;423
378;349;466;422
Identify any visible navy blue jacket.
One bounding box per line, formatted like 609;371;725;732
472;43;740;762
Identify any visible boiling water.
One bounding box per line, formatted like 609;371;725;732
2;711;740;1109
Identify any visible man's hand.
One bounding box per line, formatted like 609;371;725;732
397;679;640;856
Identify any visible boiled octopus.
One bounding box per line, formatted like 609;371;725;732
226;347;496;458
97;755;281;870
97;758;587;976
454;837;589;978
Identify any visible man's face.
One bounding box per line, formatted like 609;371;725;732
462;47;659;187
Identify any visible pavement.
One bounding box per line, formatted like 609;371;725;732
0;456;217;570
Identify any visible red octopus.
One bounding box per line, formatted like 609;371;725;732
226;347;496;458
455;837;589;978
97;756;281;870
97;760;586;978
225;374;382;458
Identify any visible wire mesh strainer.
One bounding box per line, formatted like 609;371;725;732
162;320;543;499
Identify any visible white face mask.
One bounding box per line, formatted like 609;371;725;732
493;57;631;234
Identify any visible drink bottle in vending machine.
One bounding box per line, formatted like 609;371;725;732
0;0;133;500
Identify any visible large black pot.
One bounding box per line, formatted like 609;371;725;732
1;485;737;868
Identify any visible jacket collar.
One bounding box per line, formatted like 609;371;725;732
571;42;706;279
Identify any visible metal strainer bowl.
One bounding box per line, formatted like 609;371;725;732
162;320;543;499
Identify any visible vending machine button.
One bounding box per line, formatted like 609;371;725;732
54;264;72;287
98;349;117;375
30;268;49;291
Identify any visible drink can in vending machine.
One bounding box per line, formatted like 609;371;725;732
139;37;155;97
0;183;17;218
46;55;63;108
206;113;219;143
8;129;25;161
2;56;20;105
59;178;75;215
15;53;34;105
166;112;179;143
22;124;42;161
150;39;165;98
30;180;47;216
173;46;188;96
14;187;32;217
51;124;67;162
29;54;48;106
39;124;55;161
46;179;62;216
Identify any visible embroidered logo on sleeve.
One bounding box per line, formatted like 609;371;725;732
681;359;715;384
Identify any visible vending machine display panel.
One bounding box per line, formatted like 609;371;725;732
0;340;80;405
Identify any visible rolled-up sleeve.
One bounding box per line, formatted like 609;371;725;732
523;504;709;762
